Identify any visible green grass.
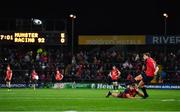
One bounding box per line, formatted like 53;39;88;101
0;88;180;111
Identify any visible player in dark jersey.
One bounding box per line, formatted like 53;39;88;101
106;83;144;99
5;64;12;91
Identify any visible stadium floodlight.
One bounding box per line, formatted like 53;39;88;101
163;13;168;18
69;14;76;56
31;18;42;25
69;14;76;19
162;13;168;35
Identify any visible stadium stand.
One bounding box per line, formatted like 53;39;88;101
0;45;180;85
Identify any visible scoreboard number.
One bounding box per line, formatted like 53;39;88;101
0;32;67;45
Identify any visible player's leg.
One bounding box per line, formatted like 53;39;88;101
141;85;148;98
106;91;120;98
111;93;119;98
8;81;11;90
112;82;116;90
33;80;36;90
134;74;148;98
6;80;10;91
140;73;149;98
134;74;143;82
137;91;144;98
106;91;112;97
33;84;35;90
126;74;142;86
6;81;9;91
112;81;118;92
114;81;118;90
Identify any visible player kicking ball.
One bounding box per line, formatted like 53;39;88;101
106;83;144;99
134;52;158;99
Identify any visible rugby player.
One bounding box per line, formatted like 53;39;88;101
109;65;121;91
134;52;158;98
5;64;12;91
106;83;144;99
31;69;38;90
55;69;63;82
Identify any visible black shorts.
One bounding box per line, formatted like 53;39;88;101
141;72;153;84
32;79;38;84
6;79;11;82
56;80;62;83
111;79;118;83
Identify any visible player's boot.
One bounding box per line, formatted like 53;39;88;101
143;94;149;99
106;91;112;98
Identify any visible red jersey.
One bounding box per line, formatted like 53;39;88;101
120;87;138;98
111;69;120;80
6;69;12;80
55;71;63;81
145;57;156;77
32;71;37;80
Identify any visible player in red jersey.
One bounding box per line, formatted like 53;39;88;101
106;83;144;99
109;65;121;91
31;69;38;90
134;52;158;98
5;64;12;91
55;69;63;82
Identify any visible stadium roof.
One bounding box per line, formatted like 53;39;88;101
0;0;179;35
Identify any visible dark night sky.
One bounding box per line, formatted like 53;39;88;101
0;0;179;35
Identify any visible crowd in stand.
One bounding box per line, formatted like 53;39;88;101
0;45;180;84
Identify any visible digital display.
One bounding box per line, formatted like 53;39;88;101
0;32;67;45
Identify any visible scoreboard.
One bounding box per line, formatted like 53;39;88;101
0;32;67;45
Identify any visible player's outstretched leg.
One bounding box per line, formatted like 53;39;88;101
106;91;112;98
141;87;149;98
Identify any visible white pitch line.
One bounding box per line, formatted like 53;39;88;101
0;110;179;112
161;99;176;102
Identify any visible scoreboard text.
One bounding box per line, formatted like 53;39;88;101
0;32;66;45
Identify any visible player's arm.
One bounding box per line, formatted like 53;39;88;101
61;74;64;79
108;72;112;78
154;66;159;75
117;69;121;77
